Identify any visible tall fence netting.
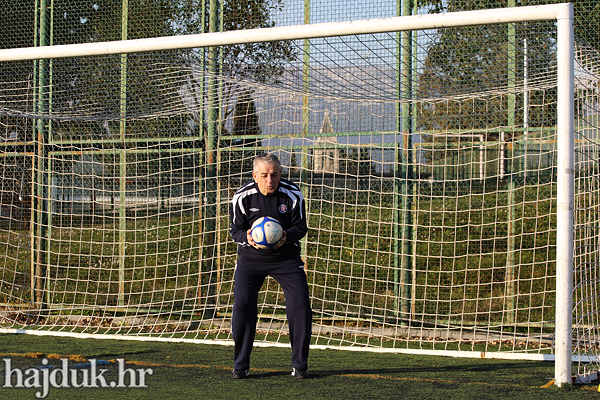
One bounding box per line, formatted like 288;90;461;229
0;0;598;381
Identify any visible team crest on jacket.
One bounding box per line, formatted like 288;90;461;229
278;204;287;213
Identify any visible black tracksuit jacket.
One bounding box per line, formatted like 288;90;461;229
229;178;308;266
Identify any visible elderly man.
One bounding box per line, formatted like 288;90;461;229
229;153;311;379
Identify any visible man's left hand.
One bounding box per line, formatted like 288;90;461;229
273;231;287;249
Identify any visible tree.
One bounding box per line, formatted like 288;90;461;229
232;89;261;143
224;89;261;174
0;1;295;140
419;0;599;49
0;1;36;141
173;0;296;85
49;1;184;138
417;22;557;130
174;0;298;140
573;0;600;48
415;0;565;163
338;147;373;176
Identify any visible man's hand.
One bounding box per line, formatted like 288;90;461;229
273;231;287;249
247;229;260;249
247;228;286;249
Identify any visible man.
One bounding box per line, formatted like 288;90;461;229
229;153;312;379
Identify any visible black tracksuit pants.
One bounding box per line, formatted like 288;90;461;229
232;258;312;371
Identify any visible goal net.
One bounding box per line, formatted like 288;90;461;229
0;3;593;384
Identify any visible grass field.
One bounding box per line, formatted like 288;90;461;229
0;333;597;400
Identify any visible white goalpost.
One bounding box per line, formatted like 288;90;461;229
0;3;584;387
554;5;575;387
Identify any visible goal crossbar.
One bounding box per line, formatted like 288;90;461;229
0;4;573;61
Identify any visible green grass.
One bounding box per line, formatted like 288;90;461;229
0;333;597;400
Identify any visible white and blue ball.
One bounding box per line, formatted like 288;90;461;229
251;216;283;249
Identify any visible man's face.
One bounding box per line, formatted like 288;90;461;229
253;161;281;196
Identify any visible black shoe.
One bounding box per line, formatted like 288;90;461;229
232;369;249;379
291;367;308;379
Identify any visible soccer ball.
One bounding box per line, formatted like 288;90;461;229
250;216;283;249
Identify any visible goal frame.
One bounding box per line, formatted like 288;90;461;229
0;3;575;386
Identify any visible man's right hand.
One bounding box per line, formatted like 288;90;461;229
247;229;260;249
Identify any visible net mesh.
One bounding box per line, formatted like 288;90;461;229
0;0;598;380
573;38;600;379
